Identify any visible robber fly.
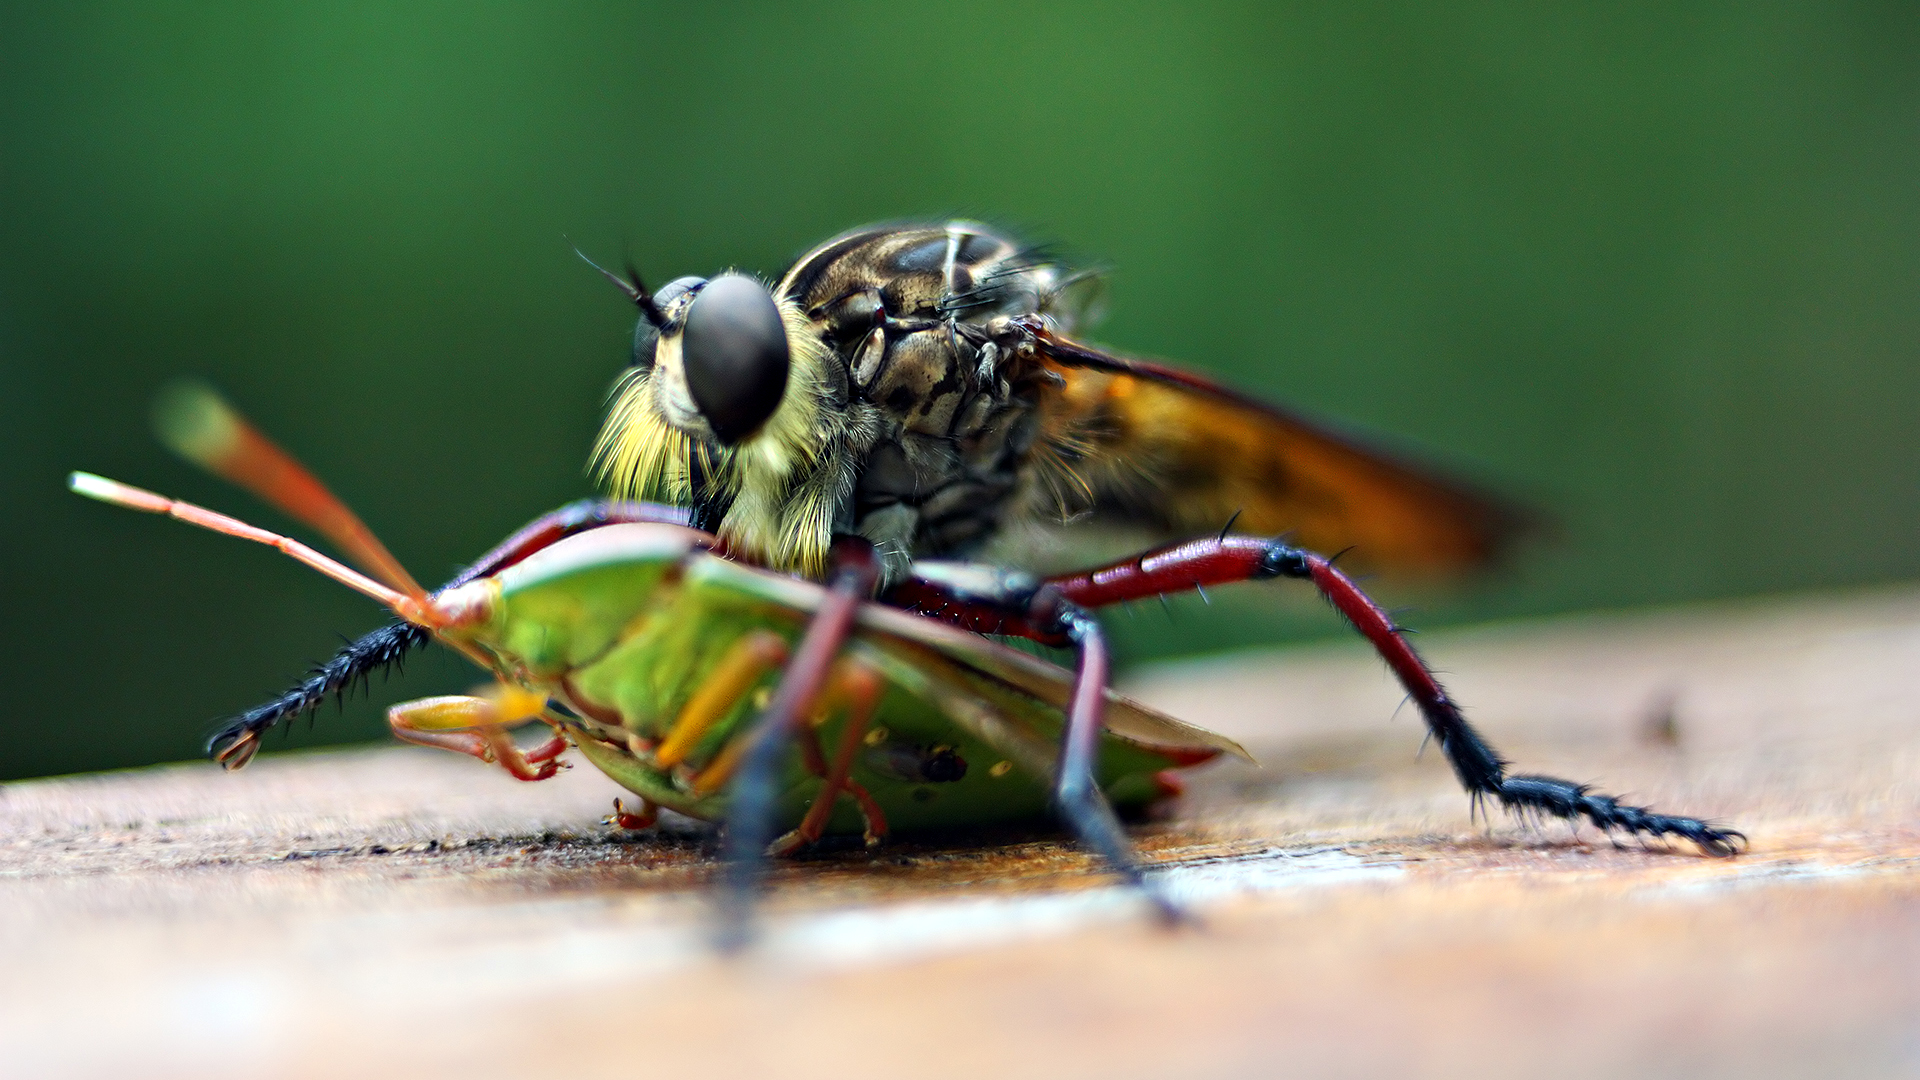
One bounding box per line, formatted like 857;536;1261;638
591;221;1524;584
168;224;1736;931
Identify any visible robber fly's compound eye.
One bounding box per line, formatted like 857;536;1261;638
680;273;790;444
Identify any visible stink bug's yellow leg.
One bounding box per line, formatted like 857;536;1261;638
664;629;790;774
717;537;883;950
769;660;887;856
388;686;568;782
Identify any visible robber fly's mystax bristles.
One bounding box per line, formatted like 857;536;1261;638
594;287;858;579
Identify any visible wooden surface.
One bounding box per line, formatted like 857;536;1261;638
4;587;1918;1079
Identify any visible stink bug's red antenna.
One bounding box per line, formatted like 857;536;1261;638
67;472;441;625
152;381;427;601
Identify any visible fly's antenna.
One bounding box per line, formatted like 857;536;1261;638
67;472;434;625
569;239;665;328
151;381;427;602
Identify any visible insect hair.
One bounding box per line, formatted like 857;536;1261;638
206;620;429;759
593;288;876;579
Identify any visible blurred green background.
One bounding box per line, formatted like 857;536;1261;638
3;3;1915;780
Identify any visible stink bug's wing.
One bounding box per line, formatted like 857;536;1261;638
689;554;1252;764
1025;327;1534;574
857;601;1254;764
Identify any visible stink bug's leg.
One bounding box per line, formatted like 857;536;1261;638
608;798;659;830
769;659;886;856
815;663;889;847
1033;535;1745;857
659;631;789;769
840;777;889;847
387;688;568;782
717;537;882;947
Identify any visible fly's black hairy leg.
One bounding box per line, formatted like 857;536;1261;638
208;620;428;768
205;499;696;769
1260;547;1746;856
1042;534;1746;857
1494;776;1747;854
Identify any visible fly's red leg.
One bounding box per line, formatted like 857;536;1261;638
994;534;1741;856
718;537;883;947
447;499;697;587
883;565;1182;919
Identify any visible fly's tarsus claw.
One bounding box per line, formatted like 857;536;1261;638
212;729;260;771
1689;826;1747;858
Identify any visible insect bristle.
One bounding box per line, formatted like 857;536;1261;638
713;294;845;579
593;366;696;506
594;291;851;578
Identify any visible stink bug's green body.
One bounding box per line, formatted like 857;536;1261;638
69;379;1239;868
441;520;1238;842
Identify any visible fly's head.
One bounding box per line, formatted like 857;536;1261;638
635;273;790;444
590;262;849;578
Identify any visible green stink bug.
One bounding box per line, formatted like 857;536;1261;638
68;389;1246;925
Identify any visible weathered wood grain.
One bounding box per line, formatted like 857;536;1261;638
4;588;1916;1079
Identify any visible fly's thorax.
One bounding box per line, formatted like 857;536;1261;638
779;224;1085;570
780;223;1077;329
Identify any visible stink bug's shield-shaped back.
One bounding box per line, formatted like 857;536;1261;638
69;385;1245;877
445;520;1246;837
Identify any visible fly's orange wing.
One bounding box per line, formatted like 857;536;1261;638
1026;326;1531;574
